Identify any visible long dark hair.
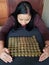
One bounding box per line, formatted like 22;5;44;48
11;1;37;31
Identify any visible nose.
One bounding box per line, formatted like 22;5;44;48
21;21;26;26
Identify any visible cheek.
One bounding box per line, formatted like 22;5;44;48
26;20;31;24
18;20;24;25
17;19;22;23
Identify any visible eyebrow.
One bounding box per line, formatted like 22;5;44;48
19;18;30;20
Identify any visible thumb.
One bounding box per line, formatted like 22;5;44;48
4;48;9;54
43;48;47;53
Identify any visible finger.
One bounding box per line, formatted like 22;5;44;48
4;54;13;63
45;44;48;47
39;53;48;62
6;57;13;63
2;59;8;63
0;57;8;63
43;49;46;52
1;52;13;63
4;48;9;53
43;47;48;53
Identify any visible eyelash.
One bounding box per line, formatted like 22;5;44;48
20;19;29;21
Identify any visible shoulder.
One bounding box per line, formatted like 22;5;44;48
6;15;15;26
34;14;41;21
1;15;16;32
34;14;43;24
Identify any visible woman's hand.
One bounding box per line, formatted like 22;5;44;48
0;48;13;63
0;41;4;50
39;40;49;62
39;45;49;62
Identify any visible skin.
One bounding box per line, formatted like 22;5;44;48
17;14;31;26
39;40;49;62
0;41;13;63
0;14;49;63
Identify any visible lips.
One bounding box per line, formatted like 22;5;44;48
21;25;26;27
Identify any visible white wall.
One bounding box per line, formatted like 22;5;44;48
42;0;49;27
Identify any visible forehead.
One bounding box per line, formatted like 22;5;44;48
17;14;31;19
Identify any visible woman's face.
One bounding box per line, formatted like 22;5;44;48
17;14;31;26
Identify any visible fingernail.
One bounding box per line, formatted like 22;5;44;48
39;58;41;61
10;60;13;63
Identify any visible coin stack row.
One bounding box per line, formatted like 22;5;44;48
8;36;41;57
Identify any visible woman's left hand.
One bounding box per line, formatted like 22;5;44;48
39;45;49;62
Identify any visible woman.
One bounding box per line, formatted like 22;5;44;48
0;1;49;64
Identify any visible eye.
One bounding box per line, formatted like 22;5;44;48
25;19;30;21
19;19;23;21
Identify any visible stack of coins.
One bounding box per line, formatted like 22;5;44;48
8;36;41;57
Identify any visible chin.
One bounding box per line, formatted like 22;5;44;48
21;24;26;27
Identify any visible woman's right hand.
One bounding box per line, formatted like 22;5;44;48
0;48;13;63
